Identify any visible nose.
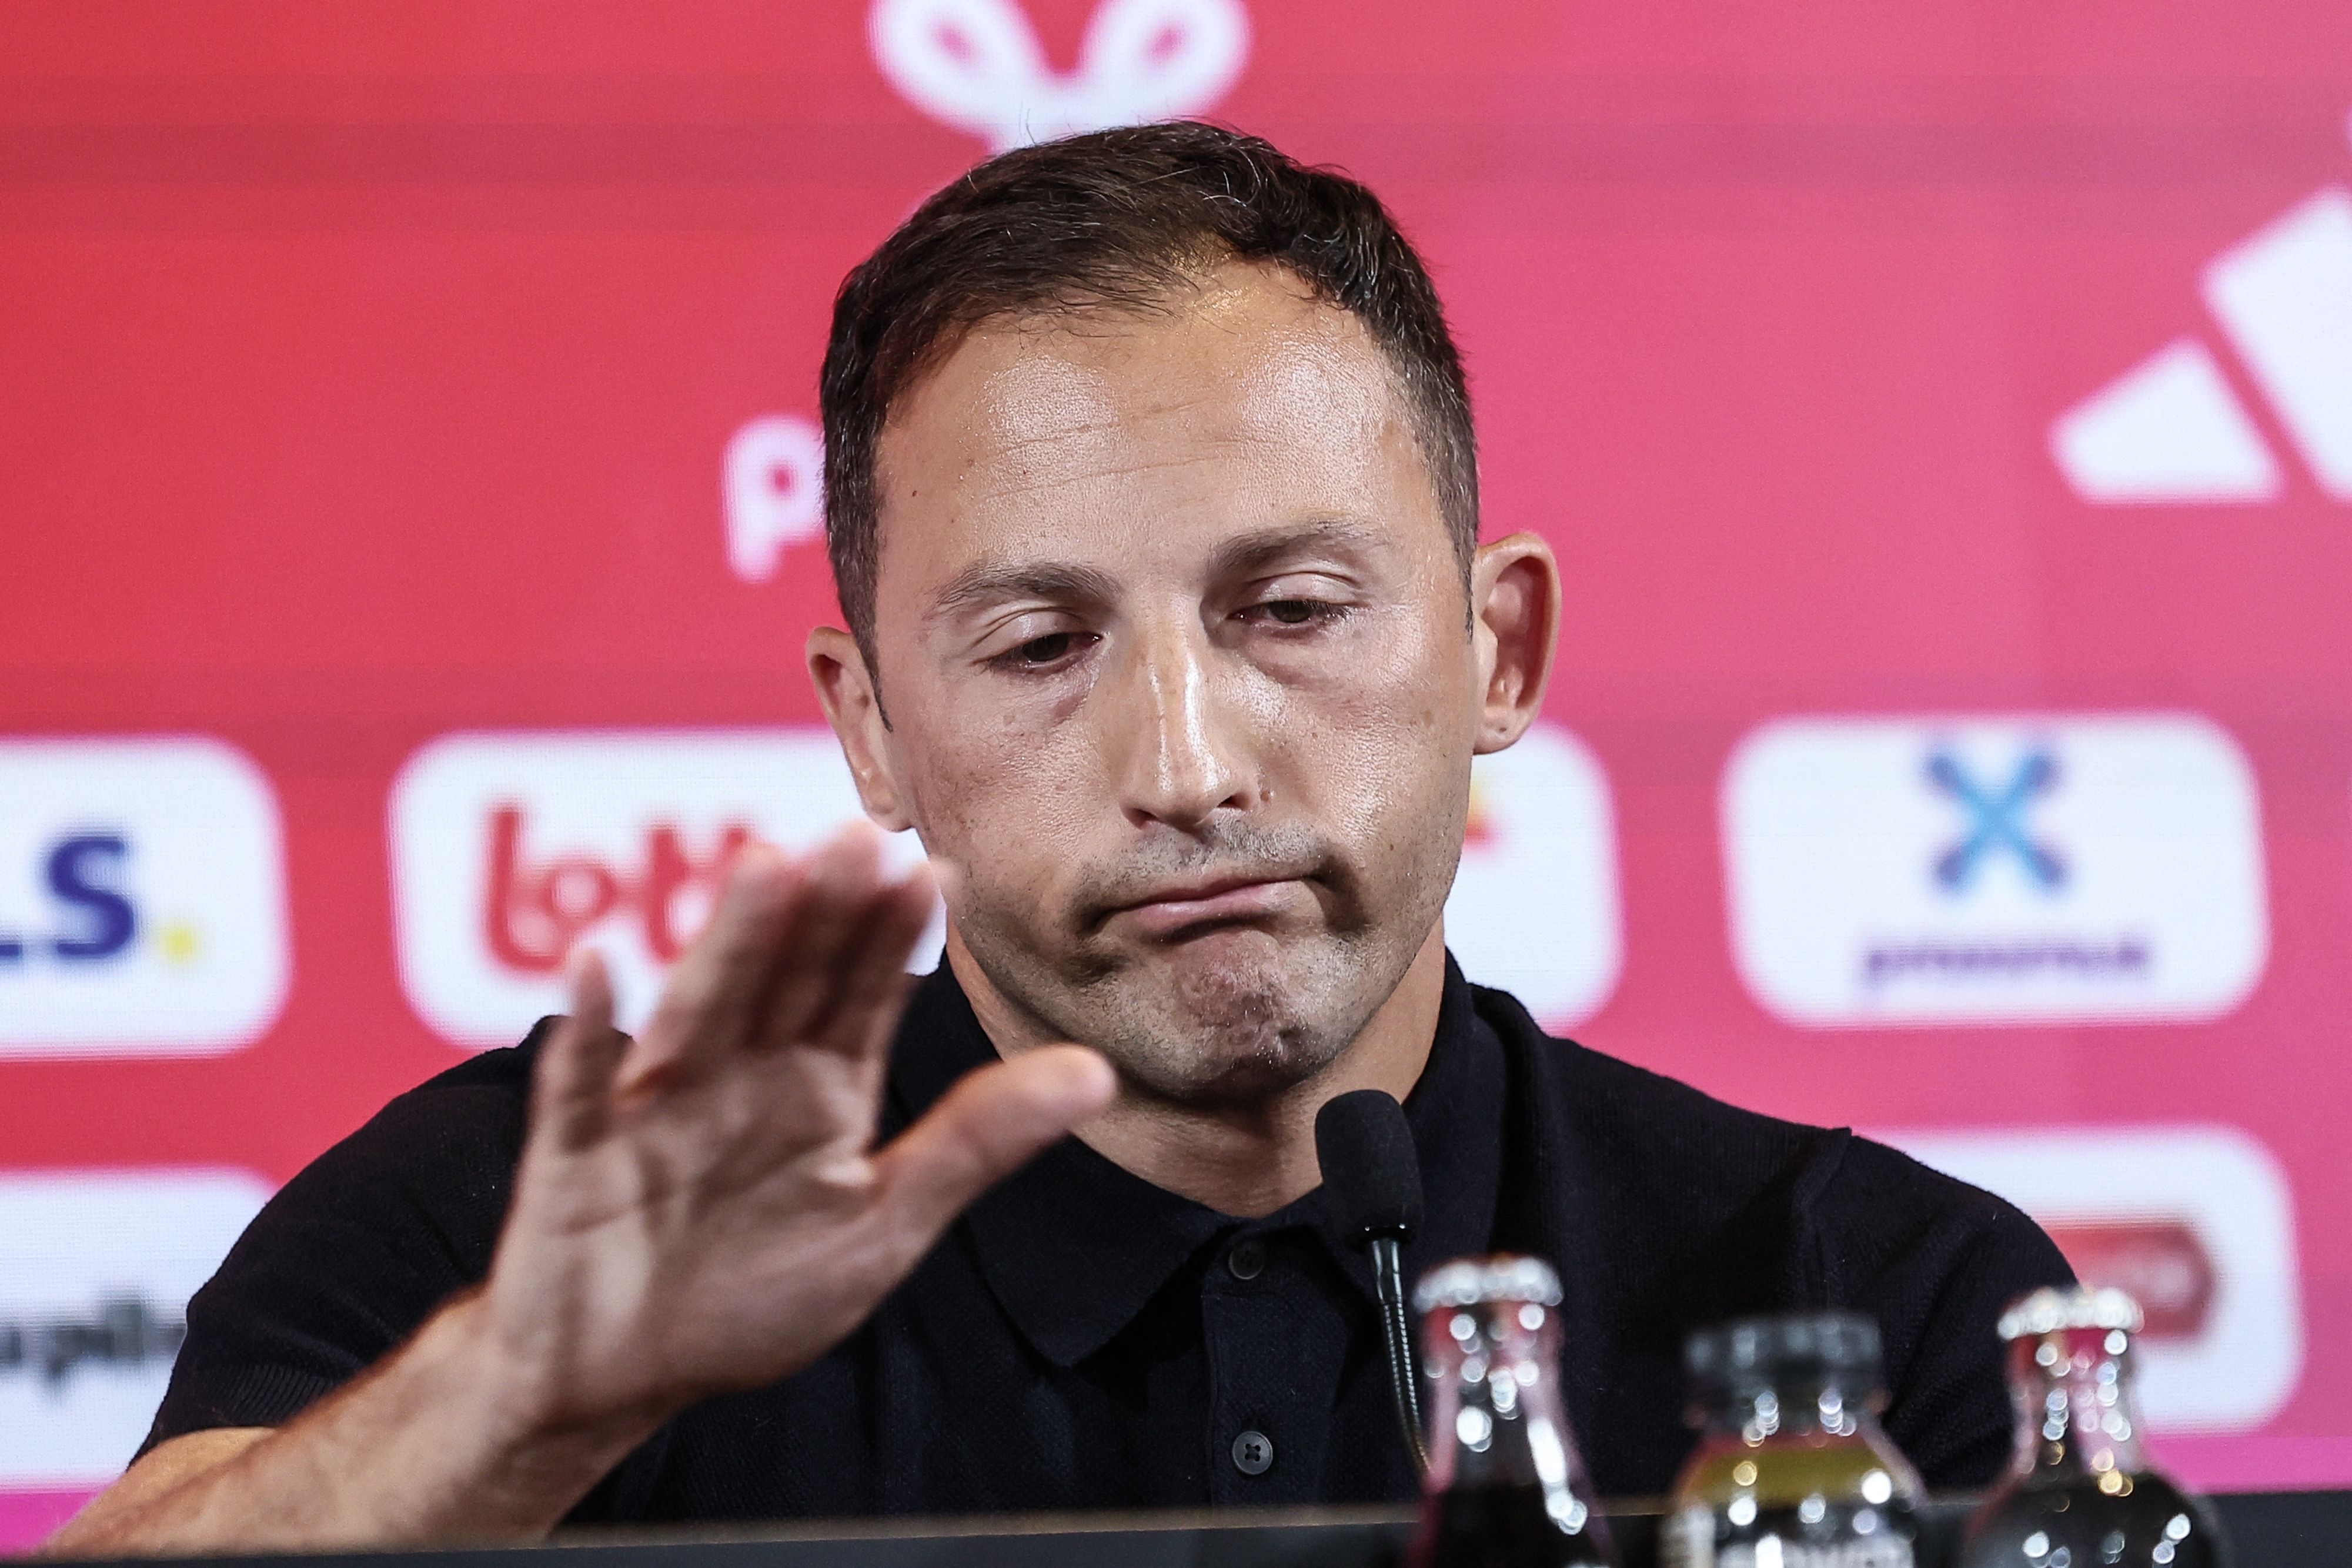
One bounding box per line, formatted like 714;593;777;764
1105;612;1252;833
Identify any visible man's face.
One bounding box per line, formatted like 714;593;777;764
858;263;1483;1106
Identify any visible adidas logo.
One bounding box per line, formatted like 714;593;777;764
870;0;1249;154
2052;131;2352;506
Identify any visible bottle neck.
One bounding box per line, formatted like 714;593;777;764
2007;1328;2153;1483
1698;1378;1880;1444
1422;1297;1593;1527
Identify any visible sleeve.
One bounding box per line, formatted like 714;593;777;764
139;1047;536;1455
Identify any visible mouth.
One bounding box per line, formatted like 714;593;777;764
1113;874;1305;940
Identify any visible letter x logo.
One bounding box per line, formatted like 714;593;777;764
1925;747;2068;894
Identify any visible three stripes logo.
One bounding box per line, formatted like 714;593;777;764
2051;113;2352;504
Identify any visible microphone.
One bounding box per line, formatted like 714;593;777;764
1315;1088;1429;1476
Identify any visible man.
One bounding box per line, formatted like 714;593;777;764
52;123;2068;1554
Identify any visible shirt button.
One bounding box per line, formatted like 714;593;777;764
1231;1429;1275;1476
1226;1239;1266;1280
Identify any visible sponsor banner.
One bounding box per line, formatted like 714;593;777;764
0;740;289;1058
1722;715;2267;1028
393;724;1619;1049
391;730;943;1047
1445;724;1621;1027
0;1168;272;1489
1879;1126;2303;1434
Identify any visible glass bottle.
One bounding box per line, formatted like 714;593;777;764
1667;1311;1923;1568
1408;1255;1617;1568
1960;1287;2229;1568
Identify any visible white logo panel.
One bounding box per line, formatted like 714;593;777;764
723;413;823;584
0;1169;272;1487
1879;1126;2302;1433
871;0;1248;153
2052;148;2352;506
1444;724;1621;1027
2049;338;2281;504
391;730;941;1048
1722;714;2267;1027
2203;187;2352;500
0;738;289;1057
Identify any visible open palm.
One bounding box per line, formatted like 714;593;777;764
475;825;1112;1434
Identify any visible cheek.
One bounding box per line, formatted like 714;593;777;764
898;705;1101;890
1255;615;1476;843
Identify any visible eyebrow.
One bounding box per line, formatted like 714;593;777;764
926;518;1387;623
929;560;1122;622
1206;518;1385;581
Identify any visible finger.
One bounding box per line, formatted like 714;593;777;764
529;947;628;1152
753;822;892;1047
794;858;940;1057
871;1045;1118;1249
626;842;808;1090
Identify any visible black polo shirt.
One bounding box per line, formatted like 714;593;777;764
146;957;2070;1519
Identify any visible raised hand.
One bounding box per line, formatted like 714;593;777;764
44;823;1114;1555
473;822;1116;1439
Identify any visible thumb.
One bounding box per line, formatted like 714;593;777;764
871;1045;1117;1246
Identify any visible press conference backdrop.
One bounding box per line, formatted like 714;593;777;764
4;0;2349;1545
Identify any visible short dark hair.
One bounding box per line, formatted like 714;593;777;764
819;121;1479;668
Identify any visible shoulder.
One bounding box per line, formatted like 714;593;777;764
146;1024;552;1450
1472;979;2049;1256
1471;981;2069;1487
270;1027;543;1268
1471;980;1823;1202
211;1022;546;1307
325;1027;542;1179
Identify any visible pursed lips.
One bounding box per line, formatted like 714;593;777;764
1114;874;1303;938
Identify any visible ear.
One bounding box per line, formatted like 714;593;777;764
807;625;915;831
1468;532;1562;755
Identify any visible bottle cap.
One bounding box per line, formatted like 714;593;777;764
1685;1311;1884;1396
1997;1286;2144;1340
1412;1254;1562;1314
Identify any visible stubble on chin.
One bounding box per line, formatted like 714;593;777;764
1091;941;1349;1106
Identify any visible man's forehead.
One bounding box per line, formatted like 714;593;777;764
878;265;1408;494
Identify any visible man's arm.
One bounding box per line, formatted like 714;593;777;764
46;827;1114;1555
45;1295;641;1554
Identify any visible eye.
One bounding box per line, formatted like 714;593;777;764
1241;597;1347;629
992;630;1096;670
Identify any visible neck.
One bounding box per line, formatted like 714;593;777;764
951;926;1448;1218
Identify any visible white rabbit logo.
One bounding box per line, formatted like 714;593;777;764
871;0;1250;153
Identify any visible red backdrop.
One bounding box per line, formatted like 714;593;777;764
5;0;2350;1539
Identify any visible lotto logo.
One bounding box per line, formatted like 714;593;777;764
1442;724;1622;1028
1880;1126;2301;1434
871;0;1248;153
0;740;289;1057
1722;714;2267;1027
2052;112;2352;503
391;730;940;1048
0;1169;271;1487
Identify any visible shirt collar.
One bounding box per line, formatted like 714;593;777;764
886;955;1506;1370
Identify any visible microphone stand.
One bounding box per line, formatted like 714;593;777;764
1314;1088;1431;1480
1371;1233;1429;1476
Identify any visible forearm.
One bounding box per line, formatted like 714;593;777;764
48;1293;662;1556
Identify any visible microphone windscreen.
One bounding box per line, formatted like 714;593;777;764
1314;1089;1425;1246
